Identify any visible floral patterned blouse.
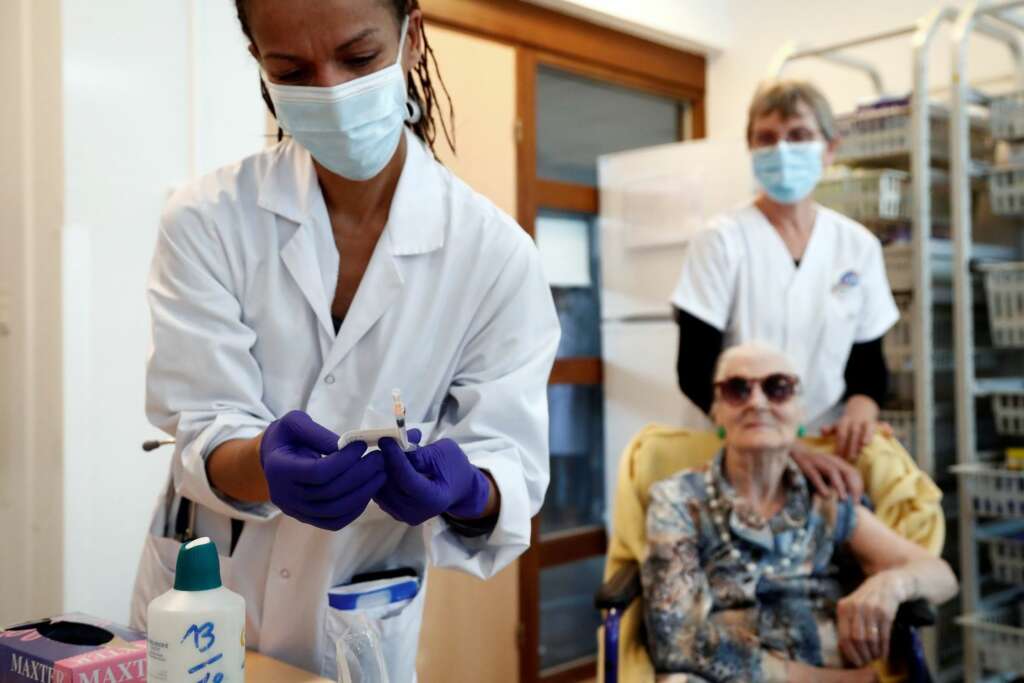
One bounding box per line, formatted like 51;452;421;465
641;451;858;683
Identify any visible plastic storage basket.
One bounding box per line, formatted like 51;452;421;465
990;89;1024;140
882;294;953;371
993;392;1024;436
952;463;1024;517
978;262;1024;347
884;242;1017;293
982;533;1024;585
814;170;909;222
958;604;1024;675
988;165;1024;215
880;406;955;473
835;103;989;165
814;169;950;225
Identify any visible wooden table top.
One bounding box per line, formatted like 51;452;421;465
247;651;333;682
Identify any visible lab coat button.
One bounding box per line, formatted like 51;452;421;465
280;568;291;579
324;374;336;385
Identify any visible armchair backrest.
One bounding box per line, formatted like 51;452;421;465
605;425;945;583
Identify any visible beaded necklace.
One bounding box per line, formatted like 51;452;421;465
703;457;810;578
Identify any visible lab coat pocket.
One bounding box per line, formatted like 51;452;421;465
130;505;237;631
321;578;426;683
130;532;181;630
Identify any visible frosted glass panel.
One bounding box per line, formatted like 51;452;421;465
542;384;605;535
539;555;605;670
537;65;686;186
538;210;601;358
536;214;591;287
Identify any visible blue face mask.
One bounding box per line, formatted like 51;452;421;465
264;17;415;181
751;141;825;204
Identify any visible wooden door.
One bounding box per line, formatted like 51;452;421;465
415;23;520;683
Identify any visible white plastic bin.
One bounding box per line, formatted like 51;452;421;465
882;294;953;371
880;405;955;473
958;606;1024;675
982;534;1024;585
952;463;1024;518
977;262;1024;347
835;103;988;165
990;89;1024;140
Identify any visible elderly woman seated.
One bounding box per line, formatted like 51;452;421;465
641;342;958;683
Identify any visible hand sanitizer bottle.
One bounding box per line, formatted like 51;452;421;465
147;537;246;682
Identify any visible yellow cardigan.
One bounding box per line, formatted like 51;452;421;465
599;426;945;682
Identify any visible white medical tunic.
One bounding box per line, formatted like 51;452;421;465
131;131;560;678
671;203;898;429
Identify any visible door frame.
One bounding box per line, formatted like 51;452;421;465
0;0;65;627
423;3;706;680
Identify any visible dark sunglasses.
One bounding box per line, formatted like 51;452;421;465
714;373;800;406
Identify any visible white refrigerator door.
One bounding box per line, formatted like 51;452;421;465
601;319;709;522
598;138;753;321
598;138;751;521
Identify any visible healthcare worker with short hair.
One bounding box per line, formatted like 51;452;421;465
130;0;559;679
673;80;898;462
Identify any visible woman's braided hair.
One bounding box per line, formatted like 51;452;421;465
235;0;455;155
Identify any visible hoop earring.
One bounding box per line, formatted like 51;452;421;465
405;99;422;124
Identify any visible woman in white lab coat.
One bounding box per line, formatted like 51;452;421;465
673;80;898;462
130;0;559;679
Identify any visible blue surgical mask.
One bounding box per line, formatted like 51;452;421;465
751;141;824;204
264;17;414;181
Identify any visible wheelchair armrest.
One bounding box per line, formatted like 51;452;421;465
595;561;641;611
894;598;936;628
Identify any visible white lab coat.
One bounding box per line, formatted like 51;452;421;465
672;203;898;429
131;130;560;680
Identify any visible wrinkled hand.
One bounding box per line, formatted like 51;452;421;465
824;395;880;462
373;430;492;526
790;442;864;500
837;571;910;667
259;410;384;531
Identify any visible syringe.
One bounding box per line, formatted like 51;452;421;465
392;388;408;447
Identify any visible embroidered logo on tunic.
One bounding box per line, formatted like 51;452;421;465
833;270;860;293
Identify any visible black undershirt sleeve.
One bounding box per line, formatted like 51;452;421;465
674;306;724;416
842;336;889;407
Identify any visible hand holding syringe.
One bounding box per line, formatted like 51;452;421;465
335;389;412;452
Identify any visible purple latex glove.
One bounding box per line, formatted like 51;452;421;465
373;430;492;526
259;410;385;531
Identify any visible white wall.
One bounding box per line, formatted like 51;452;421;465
707;0;1020;141
62;0;264;624
530;1;1021;141
525;0;734;55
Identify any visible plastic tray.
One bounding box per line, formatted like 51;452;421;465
952;463;1024;518
990;89;1024;140
882;294;953;372
958;604;1024;675
814;169;950;225
879;406;955;473
977;262;1024;348
983;533;1024;585
988;165;1024;215
835;103;989;165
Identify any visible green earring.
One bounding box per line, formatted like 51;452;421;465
797;425;807;438
716;425;726;439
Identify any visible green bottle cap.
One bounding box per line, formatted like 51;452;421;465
173;537;222;591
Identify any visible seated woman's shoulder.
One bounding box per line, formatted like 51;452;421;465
648;463;713;503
